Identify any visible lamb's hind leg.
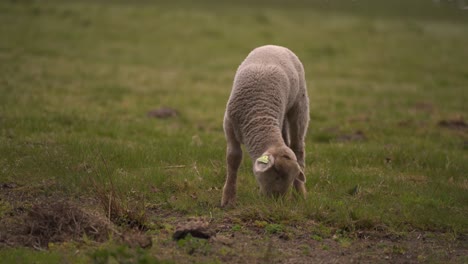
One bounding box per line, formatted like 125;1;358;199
288;100;309;197
221;119;243;207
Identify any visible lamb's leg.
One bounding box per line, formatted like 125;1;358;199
221;120;243;207
288;100;309;197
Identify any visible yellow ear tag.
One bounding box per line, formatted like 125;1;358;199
257;155;269;164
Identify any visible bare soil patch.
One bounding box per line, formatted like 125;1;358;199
411;101;435;114
0;200;111;249
0;184;112;249
336;130;367;142
1;182;466;263
173;218;214;240
146;214;468;264
147;107;179;119
438;117;467;131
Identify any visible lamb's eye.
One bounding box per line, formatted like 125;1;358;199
282;155;291;160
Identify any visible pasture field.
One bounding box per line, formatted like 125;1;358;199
0;0;467;263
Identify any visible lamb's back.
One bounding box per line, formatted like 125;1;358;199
225;45;305;154
227;45;304;123
240;45;304;90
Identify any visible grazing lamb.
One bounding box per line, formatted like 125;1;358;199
221;45;310;207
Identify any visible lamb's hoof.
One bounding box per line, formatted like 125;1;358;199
220;198;236;208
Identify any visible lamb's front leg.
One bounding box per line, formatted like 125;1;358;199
221;124;243;207
290;140;307;197
291;140;306;197
288;103;309;198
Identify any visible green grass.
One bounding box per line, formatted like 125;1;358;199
0;0;467;261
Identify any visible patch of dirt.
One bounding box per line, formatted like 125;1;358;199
411;101;434;113
1;183;466;263
0;198;112;249
173;218;214;240
147;107;179;119
397;119;428;128
1;182;18;189
0;182;154;250
122;230;153;249
438;117;467;131
397;119;413;127
336;130;367;142
147;215;468;264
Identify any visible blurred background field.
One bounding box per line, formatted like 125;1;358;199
0;0;467;262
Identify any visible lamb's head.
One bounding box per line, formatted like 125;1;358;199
253;146;305;197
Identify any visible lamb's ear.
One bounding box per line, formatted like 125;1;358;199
296;170;306;183
254;154;275;173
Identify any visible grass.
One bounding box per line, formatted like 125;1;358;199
0;0;467;262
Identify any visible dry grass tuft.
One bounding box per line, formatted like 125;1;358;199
0;199;112;249
90;155;148;231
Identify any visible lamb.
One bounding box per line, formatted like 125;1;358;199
221;45;310;207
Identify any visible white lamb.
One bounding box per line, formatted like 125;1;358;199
221;45;310;207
